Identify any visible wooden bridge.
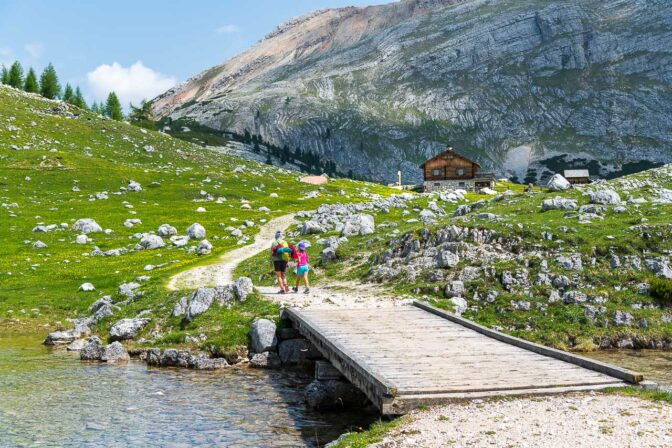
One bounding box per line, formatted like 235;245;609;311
284;301;643;415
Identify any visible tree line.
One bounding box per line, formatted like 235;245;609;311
0;60;143;122
237;129;343;177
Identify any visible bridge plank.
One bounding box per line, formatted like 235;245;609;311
286;304;641;415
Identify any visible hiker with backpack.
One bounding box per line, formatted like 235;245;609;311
292;242;310;294
270;231;291;294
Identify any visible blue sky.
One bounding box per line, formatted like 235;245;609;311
0;0;392;106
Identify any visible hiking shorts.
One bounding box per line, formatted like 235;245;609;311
273;260;288;273
296;265;310;276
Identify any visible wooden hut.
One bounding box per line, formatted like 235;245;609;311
563;169;591;185
420;147;495;192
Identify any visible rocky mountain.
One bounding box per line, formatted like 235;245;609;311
152;0;672;184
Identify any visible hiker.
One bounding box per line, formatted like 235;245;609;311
525;182;534;193
293;242;310;294
270;231;291;294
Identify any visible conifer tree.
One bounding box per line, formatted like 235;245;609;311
8;61;24;88
72;86;87;109
0;65;8;84
23;68;39;93
90;101;99;114
39;63;61;99
62;83;74;103
105;92;123;120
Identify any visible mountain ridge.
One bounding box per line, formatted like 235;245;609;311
152;0;672;183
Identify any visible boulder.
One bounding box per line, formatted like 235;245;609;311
101;341;130;363
449;296;468;315
588;189;621;205
196;239;212;255
72;218;103;234
248;318;277;353
278;339;321;365
192;357;228;370
127;180;142;192
118;282;141;299
541;197;578;211
80;336;105;360
135;234;164;250
436;250;459;268
157;224;177;237
341;214;375;237
186;287;215;321
301;220;325;234
547;174;571;191
172;297;188;317
33;240;48;249
249;351;282;369
613;310;634;326
79;282;96;292
186;223;206;239
43;329;79;346
109;317;151;340
233;277;254;300
170;235;190;247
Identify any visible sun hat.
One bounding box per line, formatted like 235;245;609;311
275;231;282;239
298;242;306;250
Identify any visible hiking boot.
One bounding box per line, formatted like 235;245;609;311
292;287;298;293
278;289;286;294
303;287;310;294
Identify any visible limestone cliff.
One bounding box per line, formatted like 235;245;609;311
153;0;672;183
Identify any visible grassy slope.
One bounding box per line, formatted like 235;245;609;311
237;176;672;350
0;86;393;351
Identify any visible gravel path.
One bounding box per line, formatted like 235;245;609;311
167;214;297;290
372;393;672;448
257;281;409;309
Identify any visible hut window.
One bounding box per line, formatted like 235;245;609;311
457;168;465;176
432;169;442;176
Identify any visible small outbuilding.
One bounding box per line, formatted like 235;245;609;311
420;147;495;192
563;169;591;185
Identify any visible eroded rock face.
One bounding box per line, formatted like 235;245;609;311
152;1;672;183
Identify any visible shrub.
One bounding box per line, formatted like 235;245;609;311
650;278;672;306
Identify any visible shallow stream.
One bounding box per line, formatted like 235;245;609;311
0;333;375;447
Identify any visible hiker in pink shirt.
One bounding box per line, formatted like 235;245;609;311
292;242;310;294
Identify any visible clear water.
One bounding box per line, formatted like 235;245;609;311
584;349;672;386
0;333;376;447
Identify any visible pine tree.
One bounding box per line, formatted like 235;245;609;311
23;68;39;93
8;61;24;88
39;63;61;99
105;92;123;120
72;87;87;109
62;83;74;103
1;65;9;84
90;101;99;114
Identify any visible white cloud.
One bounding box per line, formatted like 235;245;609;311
24;42;43;59
86;61;176;106
215;24;241;34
